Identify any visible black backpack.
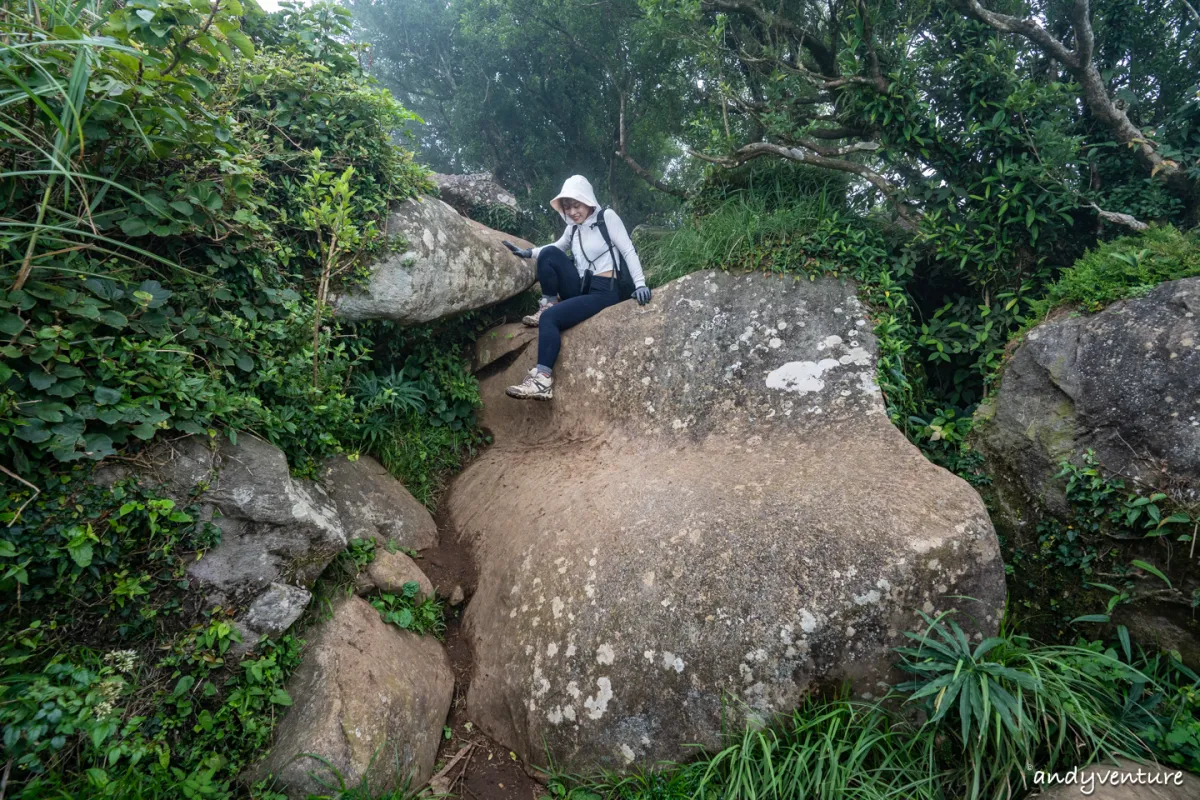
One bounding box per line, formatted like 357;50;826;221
571;206;636;302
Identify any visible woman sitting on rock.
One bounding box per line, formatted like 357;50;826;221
502;175;651;401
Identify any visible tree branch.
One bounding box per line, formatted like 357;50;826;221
1088;203;1148;231
962;0;1189;192
1182;0;1200;26
617;93;687;199
687;140;920;228
960;0;1079;68
161;0;222;77
804;126;869;140
703;0;840;76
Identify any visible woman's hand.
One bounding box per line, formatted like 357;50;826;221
503;241;532;259
634;286;652;305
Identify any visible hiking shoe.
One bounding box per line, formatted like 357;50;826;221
506;369;553;400
523;302;552;327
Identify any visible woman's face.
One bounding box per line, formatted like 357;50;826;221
560;198;592;224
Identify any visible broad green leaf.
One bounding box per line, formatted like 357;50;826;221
0;312;24;335
120;217;150;237
226;30;255;57
1131;560;1171;588
68;541;93;568
94;386;122;405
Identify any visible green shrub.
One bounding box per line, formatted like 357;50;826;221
1;625;302;799
0;0;431;477
369;583;446;638
0;2;452;795
1038;225;1200;314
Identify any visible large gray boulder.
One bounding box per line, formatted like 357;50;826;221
321;455;437;550
974;277;1200;518
973;278;1200;657
332;197;535;324
250;596;454;797
96;435;343;646
447;270;1005;770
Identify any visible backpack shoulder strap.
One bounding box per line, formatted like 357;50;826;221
594;207;620;274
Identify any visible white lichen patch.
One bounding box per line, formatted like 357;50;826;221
584;677;614;719
552;597;565;618
620;744;636;763
596;643;615;665
765;359;841;394
547;642;558;657
818;334;843;350
837;348;871;366
799;609;818;633
853;589;882;606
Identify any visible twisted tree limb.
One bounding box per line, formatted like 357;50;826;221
617;93;688;199
962;0;1189;194
702;0;839;77
687;140;921;229
1180;0;1200;27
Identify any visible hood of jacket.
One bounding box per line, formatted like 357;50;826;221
550;175;601;225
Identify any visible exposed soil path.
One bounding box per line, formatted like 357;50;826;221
417;506;545;800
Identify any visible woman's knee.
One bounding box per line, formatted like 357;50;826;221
536;246;563;267
539;303;566;330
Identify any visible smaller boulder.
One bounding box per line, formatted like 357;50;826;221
321;456;437;550
473;322;537;373
354;549;435;601
183;435;345;601
331;197;536;324
432;172;520;217
250;595;454;797
232;583;311;656
96;434;346;614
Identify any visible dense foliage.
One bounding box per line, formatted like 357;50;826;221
0;2;477;796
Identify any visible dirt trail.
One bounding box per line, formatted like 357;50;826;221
417;506;545;800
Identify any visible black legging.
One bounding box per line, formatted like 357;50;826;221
535;246;621;372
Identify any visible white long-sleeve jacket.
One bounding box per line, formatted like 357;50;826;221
531;176;647;288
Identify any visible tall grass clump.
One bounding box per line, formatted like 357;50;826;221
545;612;1194;800
637;162;855;286
897;612;1160;800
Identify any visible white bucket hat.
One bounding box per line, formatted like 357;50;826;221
549;175;600;223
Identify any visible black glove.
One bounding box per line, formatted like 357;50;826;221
503;240;532;259
634;286;652;305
